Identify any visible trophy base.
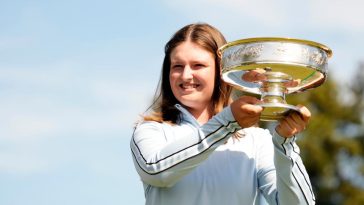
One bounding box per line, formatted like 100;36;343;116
259;103;300;121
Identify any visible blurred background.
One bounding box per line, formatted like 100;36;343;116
1;0;363;204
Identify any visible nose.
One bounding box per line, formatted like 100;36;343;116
181;66;193;80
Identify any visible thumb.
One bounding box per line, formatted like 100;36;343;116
296;105;311;123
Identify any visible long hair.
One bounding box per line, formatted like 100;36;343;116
144;23;232;123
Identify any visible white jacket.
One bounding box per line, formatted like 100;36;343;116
131;104;315;205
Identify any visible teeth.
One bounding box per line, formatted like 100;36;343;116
181;84;198;89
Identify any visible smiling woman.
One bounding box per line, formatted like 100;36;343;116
130;23;315;205
169;41;216;123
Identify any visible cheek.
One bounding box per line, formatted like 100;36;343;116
206;70;216;89
169;73;179;94
169;72;177;86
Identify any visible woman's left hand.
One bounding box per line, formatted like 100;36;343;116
275;105;311;138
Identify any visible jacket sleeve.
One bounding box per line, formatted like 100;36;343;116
130;106;240;188
258;129;315;205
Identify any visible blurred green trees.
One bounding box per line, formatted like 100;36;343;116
284;63;364;205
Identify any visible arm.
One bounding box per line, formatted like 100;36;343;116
256;130;315;205
259;106;315;205
273;132;315;205
130;106;240;187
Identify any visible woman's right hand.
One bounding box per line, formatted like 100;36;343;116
230;96;263;128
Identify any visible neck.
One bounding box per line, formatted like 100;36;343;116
187;104;214;124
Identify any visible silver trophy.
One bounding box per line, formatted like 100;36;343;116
218;37;332;121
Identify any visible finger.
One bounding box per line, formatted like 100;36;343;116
254;68;267;74
234;112;260;128
296;105;311;123
231;97;262;122
276;119;291;137
242;69;267;82
284;79;301;87
286;112;305;132
277;118;297;137
239;96;262;105
279;112;304;135
283;117;297;133
241;104;263;115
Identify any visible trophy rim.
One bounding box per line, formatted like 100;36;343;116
218;37;333;58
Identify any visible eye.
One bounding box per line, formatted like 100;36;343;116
171;64;183;70
194;63;206;69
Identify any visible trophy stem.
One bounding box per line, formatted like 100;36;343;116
260;71;290;104
258;71;299;121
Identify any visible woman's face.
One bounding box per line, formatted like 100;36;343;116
169;41;216;113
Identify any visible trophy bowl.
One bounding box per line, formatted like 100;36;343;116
218;37;332;121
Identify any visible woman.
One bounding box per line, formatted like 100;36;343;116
131;23;315;205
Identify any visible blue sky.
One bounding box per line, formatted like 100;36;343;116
1;0;364;204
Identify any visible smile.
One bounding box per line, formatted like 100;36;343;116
180;83;199;89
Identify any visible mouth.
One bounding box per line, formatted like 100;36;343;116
180;83;199;90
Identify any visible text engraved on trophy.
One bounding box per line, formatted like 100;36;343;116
274;43;287;55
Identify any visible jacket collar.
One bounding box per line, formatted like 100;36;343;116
174;104;201;127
